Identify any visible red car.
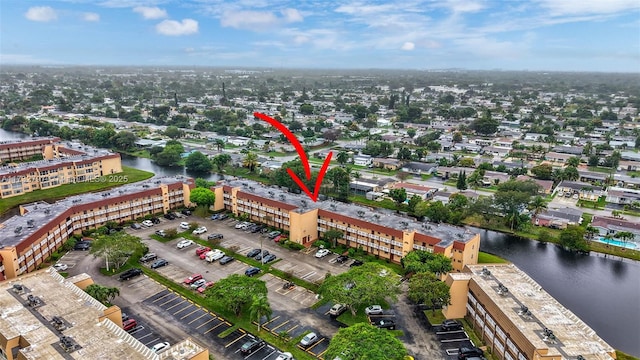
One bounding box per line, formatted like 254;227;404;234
195;246;211;256
183;274;203;285
123;319;137;331
197;281;215;293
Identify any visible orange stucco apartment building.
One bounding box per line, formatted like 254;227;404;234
444;264;616;360
0;138;122;199
213;179;480;270
0;176;194;281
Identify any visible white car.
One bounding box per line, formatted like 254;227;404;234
276;352;294;360
179;222;190;230
53;263;68;271
365;305;384;315
176;239;194;249
192;226;207;235
150;341;170;354
234;221;249;229
141;220;153;227
315;249;331;258
299;332;319;347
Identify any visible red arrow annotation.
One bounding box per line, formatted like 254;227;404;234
254;112;333;202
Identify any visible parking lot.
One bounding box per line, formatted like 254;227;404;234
121;306;170;349
432;322;475;359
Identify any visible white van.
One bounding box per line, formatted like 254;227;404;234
205;249;225;262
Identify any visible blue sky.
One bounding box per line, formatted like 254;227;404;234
1;0;639;72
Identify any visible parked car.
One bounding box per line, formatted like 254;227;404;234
267;230;281;239
181;209;192;216
457;347;484;359
121;312;129;322
251;225;264;233
119;268;143;281
218;213;229;220
142;220;154;227
262;254;277;263
255;250;270;261
210;214;220;220
299;332;319;347
276;352;294;360
373;319;396;330
315;248;331;258
336;255;349;263
155;230;166;237
235;221;250;229
246;248;261;258
190;278;207;289
130;223;142;230
122;319;137;331
140;253;158;262
205;250;225;262
246;224;259;232
273;235;283;243
53;263;68;271
183;274;203;285
176;239;194;249
350;260;364;267
151;259;169;269
74;241;91;251
207;233;223;240
219;256;235;265
240;338;265;354
195;246;211;256
197;281;215;293
441;319;463;331
179;222;190;229
365;305;383;315
164;213;176;220
329;303;347;317
150;342;170;354
150;217;161;224
192;226;207;235
245;267;261;276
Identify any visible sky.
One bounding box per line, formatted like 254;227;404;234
1;0;639;72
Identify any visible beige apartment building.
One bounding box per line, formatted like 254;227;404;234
444;264;616;360
213;179;480;270
0;139;122;199
0;138;60;163
0;268;208;360
0;177;194;280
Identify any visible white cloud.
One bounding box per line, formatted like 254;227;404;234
221;10;279;29
445;0;485;13
0;53;54;64
133;6;167;19
401;42;415;51
82;12;100;22
535;0;640;15
155;19;198;36
25;6;58;22
99;0;165;8
281;8;303;23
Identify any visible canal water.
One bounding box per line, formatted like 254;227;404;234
475;227;640;356
1;128;638;355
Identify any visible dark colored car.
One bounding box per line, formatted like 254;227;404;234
251;225;264;233
219;256;235;265
441;319;463;331
210;214;219;220
140;253;158;262
349;260;363;267
245;267;261;276
373;319;396;330
119;268;143;281
164;213;176;220
246;248;261;258
255;250;270;261
262;254;277;263
457;347;484;359
336;255;349;263
130;223;142;230
151;259;169;269
240;338;265;354
217;213;229;220
74;241;91;251
123;319;137;331
181;209;192;216
246;224;259;232
207;233;224;240
150;217;161;224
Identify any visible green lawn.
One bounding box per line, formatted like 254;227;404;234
424;310;446;325
616;350;640;360
0;166;154;215
478;252;509;264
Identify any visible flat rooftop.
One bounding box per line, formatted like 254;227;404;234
467;264;615;360
226;179;476;246
0;269;157;360
0;176;191;249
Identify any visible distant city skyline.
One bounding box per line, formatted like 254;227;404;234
1;0;639;72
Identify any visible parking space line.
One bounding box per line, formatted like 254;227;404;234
166;299;186;311
158;296;180;307
188;313;209;324
319;348;329;358
306;338;325;352
135;332;154;341
225;333;247;347
269;320;290;332
151;293;171;303
173;304;195;316
182;309;204;320
262;316;280;326
259;348;276;360
204;321;227;334
285;324;299;333
143;337;160;346
195;318;215;329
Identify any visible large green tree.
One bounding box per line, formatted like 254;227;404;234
90;233;146;271
407;272;451;312
205;274;267;316
249;294;272;332
401;250;453;275
85;284;120;305
190;187;216;208
388;188;407;212
493;180;541;230
212;153;232;172
559;226;589;252
243;152;259;172
185;151;212;173
324;323;407;360
318;263;400;316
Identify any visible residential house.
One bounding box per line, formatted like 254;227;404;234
552;145;584;155
619;160;640;172
555;180;605;201
389;182;437;200
578;170;609;185
401;162;437;176
482;171;510;186
353;154;373;167
524;133;547;141
482;146;511;158
605;187;640;205
613;174;640;189
227;136;250;146
591;216;640;243
436;166;469;179
373;157;402;170
545;152;575;164
533;207;583;229
516;175;554;194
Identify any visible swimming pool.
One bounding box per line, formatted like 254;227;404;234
595;237;638;249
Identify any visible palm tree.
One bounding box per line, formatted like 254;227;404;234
336;151;349;166
243;152;259;173
585;226;599;240
529;196;548;218
614;231;635;248
214;139;225;152
249;294;272;332
85;284;119;305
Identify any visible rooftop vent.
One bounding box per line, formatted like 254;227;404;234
456;233;463;239
372;214;380;221
357;210;365;218
44;209;51;214
59;336;79;352
577;356;585;360
399;221;409;229
14;227;23;235
27;294;41;307
481;267;491;276
12;284;25;294
279;194;286;201
249;186;255;191
51;316;66;331
542;327;557;344
300;200;307;208
155;180;161;184
330;204;337;210
27;220;35;228
497;283;509;296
